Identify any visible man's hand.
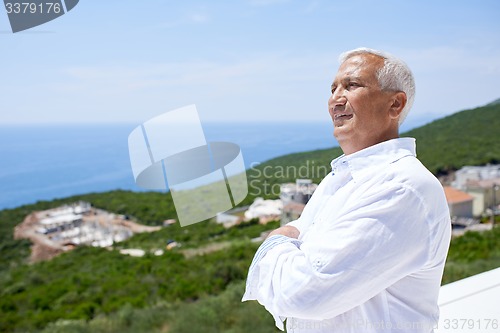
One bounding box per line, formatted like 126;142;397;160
267;225;300;239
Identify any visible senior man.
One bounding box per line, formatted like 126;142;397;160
242;48;451;332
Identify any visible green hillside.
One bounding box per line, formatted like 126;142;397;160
487;97;500;106
402;103;500;174
0;195;281;332
0;100;499;332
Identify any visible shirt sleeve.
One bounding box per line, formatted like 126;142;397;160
242;183;432;323
242;234;302;330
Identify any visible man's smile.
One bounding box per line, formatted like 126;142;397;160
334;113;353;120
331;106;353;124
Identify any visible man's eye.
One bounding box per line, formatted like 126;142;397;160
348;82;360;88
331;86;337;94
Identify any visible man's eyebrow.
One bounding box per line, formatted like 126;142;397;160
344;75;363;82
331;75;363;88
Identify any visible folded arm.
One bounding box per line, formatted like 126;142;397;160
243;184;431;323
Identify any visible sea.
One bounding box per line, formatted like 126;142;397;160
0;122;339;210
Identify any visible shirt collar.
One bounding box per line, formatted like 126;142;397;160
330;138;416;181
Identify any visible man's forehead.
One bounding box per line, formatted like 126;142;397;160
334;54;383;81
344;53;384;67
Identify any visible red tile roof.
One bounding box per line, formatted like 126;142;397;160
444;186;474;204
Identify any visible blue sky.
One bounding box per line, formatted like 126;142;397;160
1;0;499;130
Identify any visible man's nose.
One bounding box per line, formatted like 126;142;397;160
329;86;346;106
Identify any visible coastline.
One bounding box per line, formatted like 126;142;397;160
0;122;338;210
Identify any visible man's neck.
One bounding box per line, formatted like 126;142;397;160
340;133;400;155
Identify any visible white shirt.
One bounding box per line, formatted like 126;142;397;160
242;138;451;332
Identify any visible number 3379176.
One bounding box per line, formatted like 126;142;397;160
441;318;498;330
5;2;61;14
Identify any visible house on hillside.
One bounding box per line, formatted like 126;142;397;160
216;212;240;228
280;179;317;205
280;179;318;226
37;213;83;235
444;186;474;218
451;165;500;216
35;201;91;234
281;201;306;225
452;165;500;190
464;178;500;216
244;198;282;224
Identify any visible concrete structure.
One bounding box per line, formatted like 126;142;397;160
451;221;493;237
37;213;83;234
120;248;146;257
244;197;282;223
15;202;161;262
436;267;500;333
280;179;317;206
281;201;306;225
450;165;500;217
215;206;247;227
452;165;500;190
464;178;500;217
216;212;240;227
280;179;317;226
444;186;474;218
36;201;91;234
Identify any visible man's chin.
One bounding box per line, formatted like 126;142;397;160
333;126;353;146
333;125;348;137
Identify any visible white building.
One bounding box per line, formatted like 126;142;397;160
216;212;240;228
452;165;500;190
281;179;317;206
465;178;500;217
244;197;283;223
443;186;474;218
38;213;83;234
280;179;318;225
451;166;500;216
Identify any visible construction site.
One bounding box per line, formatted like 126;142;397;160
14;201;161;262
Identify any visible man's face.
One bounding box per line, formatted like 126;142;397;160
328;54;396;154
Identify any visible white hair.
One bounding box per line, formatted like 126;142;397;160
339;47;416;126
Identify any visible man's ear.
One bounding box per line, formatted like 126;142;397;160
389;92;407;119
